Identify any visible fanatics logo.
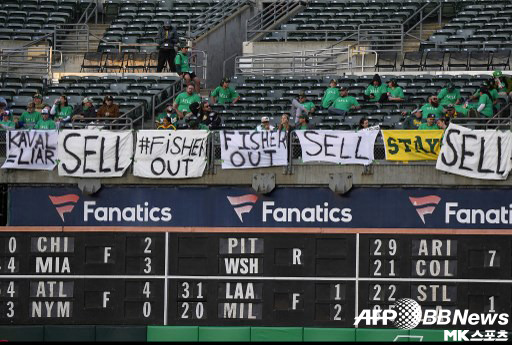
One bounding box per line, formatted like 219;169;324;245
227;194;259;223
49;194;80;222
409;195;442;224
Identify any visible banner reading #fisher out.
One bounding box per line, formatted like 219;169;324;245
382;130;444;161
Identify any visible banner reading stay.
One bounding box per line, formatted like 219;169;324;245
382;130;444;161
2;130;58;170
295;130;378;165
436;123;512;180
134;130;208;179
220;130;288;169
58;129;133;177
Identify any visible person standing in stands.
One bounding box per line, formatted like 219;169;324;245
402;110;424;129
18;102;41;129
173;84;201;119
157;20;178;73
34;108;56;130
290;91;315;123
418;114;439;130
321;79;339;108
51;95;73;123
32;93;49;112
438;82;461;107
419;96;444;119
0;111;15;130
175;44;201;93
277;114;294;133
328;87;360;116
210;78;240;105
72;97;97;120
364;74;387;103
385;79;405;102
96;95;120;118
256;116;274;131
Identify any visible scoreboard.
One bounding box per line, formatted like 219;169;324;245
0;232;510;328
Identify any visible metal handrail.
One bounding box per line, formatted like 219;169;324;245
404;2;443;42
0;47;62;78
151;79;185;128
70;116;133;130
189;0;249;39
77;0;97;25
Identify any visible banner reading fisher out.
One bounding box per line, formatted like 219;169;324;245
134;130;208;178
58;129;133;177
436;123;512;180
220;130;288;169
295;130;378;165
2;130;58;170
382;130;444;161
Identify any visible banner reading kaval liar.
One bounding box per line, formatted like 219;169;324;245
382;130;444;161
134;130;209;179
436;123;512;180
58;129;133;177
2;130;58;171
295;130;378;165
219;130;288;169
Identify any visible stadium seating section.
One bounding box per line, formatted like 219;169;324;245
0;0;79;41
0;74;179;120
99;0;248;52
422;1;512;51
263;0;421;42
213;73;504;130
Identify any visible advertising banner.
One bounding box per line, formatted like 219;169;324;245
9;186;512;229
436;123;512;180
382;130;444;161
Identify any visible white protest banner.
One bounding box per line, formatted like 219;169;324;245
134;130;208;179
2;130;58;170
436;123;512;180
295;130;378;165
58;129;133;177
220;130;288;169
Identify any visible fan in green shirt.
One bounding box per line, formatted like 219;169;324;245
34;109;56;130
173;85;201;118
155;103;178;127
476;88;494;118
418;114;440;130
211;78;240;104
386;79;405;102
322;79;339;108
0;111;15;130
175;45;201;93
19;102;41;129
364;74;387;102
51;95;74;121
329;87;361;114
420;96;444;119
438;83;461;106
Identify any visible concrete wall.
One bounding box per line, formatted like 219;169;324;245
195;5;255;87
242;41;350;55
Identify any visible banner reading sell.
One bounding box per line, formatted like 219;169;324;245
58;129;133;177
295;130;378;165
436;123;512;180
134;130;208;179
382;130;444;161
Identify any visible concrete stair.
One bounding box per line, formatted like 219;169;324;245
88;23;109;52
403;21;445;52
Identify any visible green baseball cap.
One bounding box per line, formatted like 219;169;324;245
493;70;503;77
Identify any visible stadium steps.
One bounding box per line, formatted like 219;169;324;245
403;21;446;52
88;24;110;52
